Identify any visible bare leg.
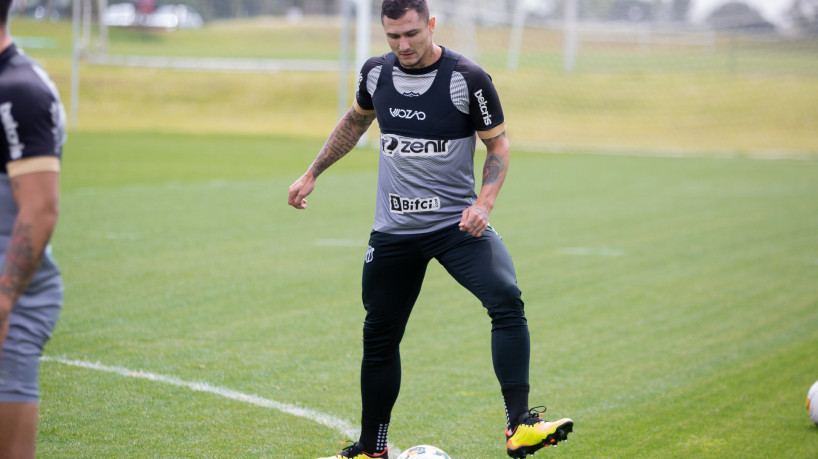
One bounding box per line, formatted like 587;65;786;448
0;401;38;459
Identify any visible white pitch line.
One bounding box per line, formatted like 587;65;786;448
40;356;359;440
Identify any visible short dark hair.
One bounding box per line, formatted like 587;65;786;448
0;0;11;26
381;0;429;23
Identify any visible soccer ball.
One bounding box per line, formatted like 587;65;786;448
808;380;818;426
396;444;451;459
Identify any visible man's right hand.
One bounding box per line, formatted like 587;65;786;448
287;172;315;210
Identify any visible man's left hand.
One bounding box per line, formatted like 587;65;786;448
459;205;490;237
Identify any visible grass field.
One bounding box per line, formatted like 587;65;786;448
35;130;818;458
7;14;818;459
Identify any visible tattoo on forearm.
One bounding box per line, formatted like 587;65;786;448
480;131;507;145
482;152;505;185
0;222;39;300
311;110;376;178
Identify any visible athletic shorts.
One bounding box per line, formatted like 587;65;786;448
0;250;63;402
362;223;525;330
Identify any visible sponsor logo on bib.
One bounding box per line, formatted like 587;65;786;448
389;193;441;214
389;107;426;120
381;134;449;157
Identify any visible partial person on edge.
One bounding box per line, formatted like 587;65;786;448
0;0;67;457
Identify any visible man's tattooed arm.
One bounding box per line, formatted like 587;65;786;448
459;131;510;237
480;132;508;188
0;222;39;301
310;108;377;179
482;152;505;186
0;172;59;353
288;107;376;209
0;219;42;356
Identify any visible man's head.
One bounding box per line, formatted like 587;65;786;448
381;0;437;69
381;0;429;23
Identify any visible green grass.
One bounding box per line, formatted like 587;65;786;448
36;130;818;458
11;17;818;154
105;18;346;60
10;14;818;458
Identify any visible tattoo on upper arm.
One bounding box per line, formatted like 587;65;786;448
480;131;507;145
482;152;505;185
311;109;376;178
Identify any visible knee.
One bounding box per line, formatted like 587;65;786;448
484;285;526;328
484;281;523;313
362;322;402;364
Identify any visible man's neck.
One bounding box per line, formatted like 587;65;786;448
425;44;442;67
0;30;11;53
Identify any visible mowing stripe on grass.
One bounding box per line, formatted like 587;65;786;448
40;356;359;439
315;239;363;247
558;247;625;257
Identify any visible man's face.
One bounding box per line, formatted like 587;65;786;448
382;9;436;69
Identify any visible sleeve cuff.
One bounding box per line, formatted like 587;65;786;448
353;100;375;115
7;156;61;178
477;123;506;140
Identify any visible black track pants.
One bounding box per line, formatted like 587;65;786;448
360;224;530;421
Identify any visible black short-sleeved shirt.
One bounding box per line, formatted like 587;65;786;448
355;48;505;135
0;44;66;176
0;44;66;238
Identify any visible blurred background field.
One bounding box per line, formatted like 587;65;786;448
8;0;818;457
13;0;818;155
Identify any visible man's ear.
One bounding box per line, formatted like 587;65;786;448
429;16;436;33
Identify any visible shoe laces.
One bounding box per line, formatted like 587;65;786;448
337;441;363;457
337;441;383;458
520;405;548;426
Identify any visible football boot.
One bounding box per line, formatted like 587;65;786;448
506;406;573;458
318;441;387;459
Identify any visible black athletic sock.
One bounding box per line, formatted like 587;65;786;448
502;383;530;431
359;415;389;454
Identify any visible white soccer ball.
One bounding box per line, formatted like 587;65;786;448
396;444;451;459
808;380;818;426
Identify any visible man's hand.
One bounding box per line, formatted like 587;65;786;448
288;172;315;210
459;204;490;237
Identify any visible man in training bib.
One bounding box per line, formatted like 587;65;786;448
288;1;573;457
